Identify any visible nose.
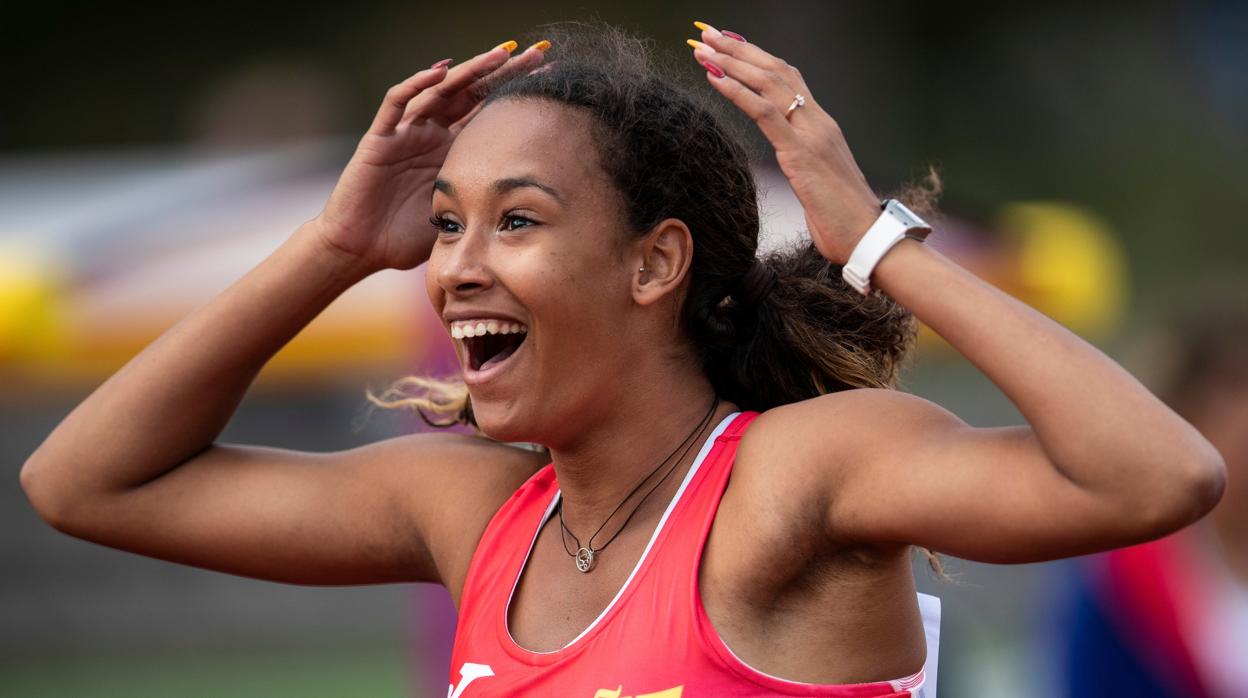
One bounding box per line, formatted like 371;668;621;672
433;228;494;296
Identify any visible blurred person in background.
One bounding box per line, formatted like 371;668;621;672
1058;285;1248;698
18;20;1226;697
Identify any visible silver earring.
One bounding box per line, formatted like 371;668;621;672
639;266;647;272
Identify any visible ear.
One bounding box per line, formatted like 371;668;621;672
632;218;693;307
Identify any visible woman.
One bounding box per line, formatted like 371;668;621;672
19;20;1225;697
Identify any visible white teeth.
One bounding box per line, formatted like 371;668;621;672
448;319;529;338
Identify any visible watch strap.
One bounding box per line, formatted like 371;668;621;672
841;199;932;296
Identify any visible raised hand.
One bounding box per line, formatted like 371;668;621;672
311;40;549;274
686;22;881;266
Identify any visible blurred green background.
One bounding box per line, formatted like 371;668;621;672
3;1;1244;696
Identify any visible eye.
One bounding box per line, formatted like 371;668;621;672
430;212;538;235
429;214;462;234
501;213;537;231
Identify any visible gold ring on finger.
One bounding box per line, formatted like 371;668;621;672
784;94;806;120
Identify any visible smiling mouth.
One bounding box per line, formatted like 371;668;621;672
463;330;528;371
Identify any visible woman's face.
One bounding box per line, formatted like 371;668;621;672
425;98;643;445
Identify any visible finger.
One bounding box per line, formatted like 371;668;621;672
688;41;794;108
446;49;549;134
458;42;548;103
396;41;516;126
698;60;802;151
369;63;455;136
694;21;810;92
404;41;548;127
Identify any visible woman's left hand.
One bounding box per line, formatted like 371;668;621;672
688;22;881;266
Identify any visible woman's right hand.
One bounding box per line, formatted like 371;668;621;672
309;40;548;274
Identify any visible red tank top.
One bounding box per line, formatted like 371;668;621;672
448;411;933;697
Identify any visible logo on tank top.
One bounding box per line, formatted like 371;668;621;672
449;663;683;698
593;686;683;697
448;662;494;698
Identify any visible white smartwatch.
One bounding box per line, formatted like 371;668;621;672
841;199;932;296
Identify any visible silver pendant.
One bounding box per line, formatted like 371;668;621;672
575;547;596;573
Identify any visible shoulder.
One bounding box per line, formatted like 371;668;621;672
357;429;549;499
741;388;957;470
753;387;954;434
732;389;963;538
367;430;549;601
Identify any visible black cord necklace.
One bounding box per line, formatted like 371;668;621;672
557;396;721;573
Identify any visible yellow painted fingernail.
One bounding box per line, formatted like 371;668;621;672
693;20;721;37
529;39;551;52
495;40;518;53
686;38;712;51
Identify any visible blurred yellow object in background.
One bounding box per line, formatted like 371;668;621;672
915;201;1130;356
1000;202;1130;343
0;238;68;364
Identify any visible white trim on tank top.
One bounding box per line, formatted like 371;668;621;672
503;410;742;654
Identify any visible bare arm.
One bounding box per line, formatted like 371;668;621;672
19;43;550;589
17;225;449;585
20;224;368;509
689;30;1225;563
30;430;544;587
778;240;1226;563
19;222;545;588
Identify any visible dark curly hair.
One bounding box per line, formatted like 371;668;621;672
366;20;948;576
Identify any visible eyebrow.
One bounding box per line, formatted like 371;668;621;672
433;176;564;204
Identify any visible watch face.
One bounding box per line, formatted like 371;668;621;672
885;199;930;230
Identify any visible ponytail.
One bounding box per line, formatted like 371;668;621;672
695;169;942;412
